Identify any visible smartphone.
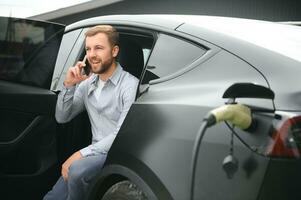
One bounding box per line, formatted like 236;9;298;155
81;55;91;75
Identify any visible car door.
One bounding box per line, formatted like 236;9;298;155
0;17;65;200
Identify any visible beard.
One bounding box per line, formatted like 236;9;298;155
90;57;114;74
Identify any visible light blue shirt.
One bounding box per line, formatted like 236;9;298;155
55;64;139;157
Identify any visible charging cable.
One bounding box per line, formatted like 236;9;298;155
190;103;253;200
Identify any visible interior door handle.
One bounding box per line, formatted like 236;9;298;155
0;116;43;155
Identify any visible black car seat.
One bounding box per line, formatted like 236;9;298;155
117;39;144;79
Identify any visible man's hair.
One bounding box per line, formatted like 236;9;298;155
85;25;119;46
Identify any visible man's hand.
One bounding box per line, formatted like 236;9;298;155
61;151;83;181
64;61;89;87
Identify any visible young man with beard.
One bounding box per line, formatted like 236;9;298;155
43;25;139;200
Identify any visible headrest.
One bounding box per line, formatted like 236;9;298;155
117;39;144;79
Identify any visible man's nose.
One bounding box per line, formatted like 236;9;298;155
88;49;97;57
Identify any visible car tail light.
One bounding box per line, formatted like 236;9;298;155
266;115;301;158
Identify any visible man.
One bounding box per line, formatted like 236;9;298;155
43;25;139;200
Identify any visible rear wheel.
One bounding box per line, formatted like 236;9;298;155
102;180;148;200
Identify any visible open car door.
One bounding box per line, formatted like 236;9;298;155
0;17;65;200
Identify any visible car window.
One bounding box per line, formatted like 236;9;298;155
142;48;151;65
51;29;83;91
0;17;65;89
142;33;206;83
117;32;154;79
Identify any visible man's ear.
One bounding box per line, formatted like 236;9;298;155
112;45;119;58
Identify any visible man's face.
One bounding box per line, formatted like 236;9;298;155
85;33;118;74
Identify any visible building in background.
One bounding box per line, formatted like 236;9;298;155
30;0;300;25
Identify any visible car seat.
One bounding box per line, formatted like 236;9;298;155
117;39;144;79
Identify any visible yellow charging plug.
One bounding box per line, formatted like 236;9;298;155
210;104;252;130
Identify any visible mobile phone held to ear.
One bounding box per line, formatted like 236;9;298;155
81;55;91;75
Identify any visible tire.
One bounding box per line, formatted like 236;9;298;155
101;180;148;200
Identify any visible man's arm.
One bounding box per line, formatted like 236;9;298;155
80;82;138;157
56;61;90;180
55;84;85;123
55;61;89;123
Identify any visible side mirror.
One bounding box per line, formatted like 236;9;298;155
223;83;275;100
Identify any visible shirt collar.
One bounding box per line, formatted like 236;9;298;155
89;63;123;86
108;63;122;86
90;74;99;86
87;63;123;96
88;75;98;96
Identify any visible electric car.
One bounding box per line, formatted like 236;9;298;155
1;15;301;200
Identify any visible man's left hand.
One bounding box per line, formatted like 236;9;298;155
61;151;83;181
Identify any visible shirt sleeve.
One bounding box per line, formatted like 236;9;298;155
80;79;138;157
55;83;86;123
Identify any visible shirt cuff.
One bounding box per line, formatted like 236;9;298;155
60;85;76;101
63;84;76;92
80;145;92;157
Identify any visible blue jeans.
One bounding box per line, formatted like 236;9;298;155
43;153;107;200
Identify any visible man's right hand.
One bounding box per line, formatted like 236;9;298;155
64;61;90;87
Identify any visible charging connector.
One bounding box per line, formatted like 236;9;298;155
209;104;252;129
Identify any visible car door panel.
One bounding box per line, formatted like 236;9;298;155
0;83;59;199
0;80;57;114
0;17;65;200
0;81;57;154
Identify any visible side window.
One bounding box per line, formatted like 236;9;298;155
116;31;154;79
142;33;206;83
0;17;65;89
51;29;83;91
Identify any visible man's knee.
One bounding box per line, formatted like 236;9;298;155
68;155;107;184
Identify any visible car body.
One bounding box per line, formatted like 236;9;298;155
279;21;301;26
1;15;301;200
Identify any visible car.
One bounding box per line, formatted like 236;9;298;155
1;15;301;200
279;21;301;26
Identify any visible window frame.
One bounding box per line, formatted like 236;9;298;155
0;17;65;89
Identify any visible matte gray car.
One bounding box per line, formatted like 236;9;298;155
1;15;301;200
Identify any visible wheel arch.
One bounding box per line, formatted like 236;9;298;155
87;164;172;200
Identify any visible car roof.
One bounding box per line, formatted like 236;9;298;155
176;15;301;62
67;14;301;62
